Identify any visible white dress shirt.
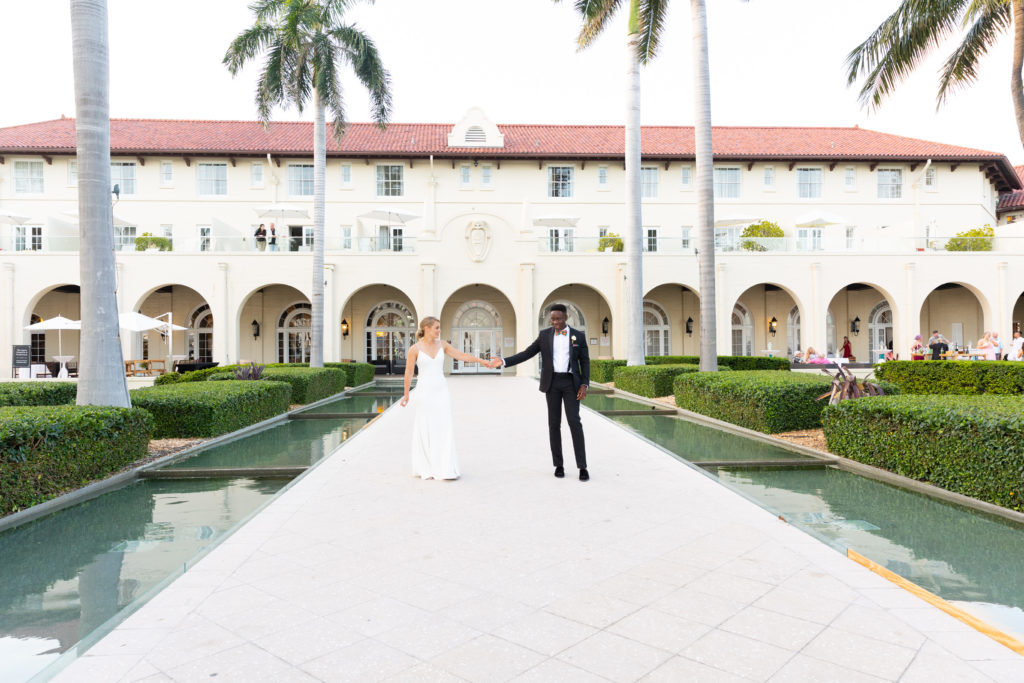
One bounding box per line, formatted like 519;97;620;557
552;328;571;372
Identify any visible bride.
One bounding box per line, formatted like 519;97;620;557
401;316;490;480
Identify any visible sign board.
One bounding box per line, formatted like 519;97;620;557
12;345;30;368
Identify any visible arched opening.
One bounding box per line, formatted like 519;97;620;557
187;304;214;363
24;284;81;375
785;306;836;356
732;303;753;356
826;283;896;363
238;284;309;364
644;283;700;355
732;283;802;357
365;301;416;374
538;300;586;331
539;284;612;358
918;282;989;353
133;284;212;365
279;302;312;363
338;284;417;371
643;301;671;356
441;284;515;374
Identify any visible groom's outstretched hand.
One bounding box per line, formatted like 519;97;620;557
576;385;587;401
486;357;503;369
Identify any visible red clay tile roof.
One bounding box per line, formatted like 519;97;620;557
2;117;1019;190
998;165;1024;210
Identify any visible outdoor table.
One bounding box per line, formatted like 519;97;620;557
52;355;74;379
125;359;166;376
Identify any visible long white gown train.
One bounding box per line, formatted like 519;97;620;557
410;348;459;480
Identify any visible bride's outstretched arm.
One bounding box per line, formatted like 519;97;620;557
401;345;418;407
442;340;487;366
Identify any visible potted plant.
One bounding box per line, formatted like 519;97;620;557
135;232;173;252
598;232;624;252
740;220;783;251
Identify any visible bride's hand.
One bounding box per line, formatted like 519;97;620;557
400;394;409;407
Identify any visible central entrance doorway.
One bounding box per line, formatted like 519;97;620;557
366;301;415;374
451;301;502;374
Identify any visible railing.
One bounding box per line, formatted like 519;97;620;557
537;236;1014;254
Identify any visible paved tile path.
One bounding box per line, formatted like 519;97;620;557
55;377;1024;682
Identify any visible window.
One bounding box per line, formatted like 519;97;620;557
14;225;43;251
641;167;658;198
796;167;822;199
643;301;671;356
714;227;740;251
341;225;352;249
925;166;937;190
160;161;174;186
110;162;136;195
680;165;692;189
844;166;856;191
681;226;692;250
340;163;352;188
197;163;227;195
597;165;609;189
481;164;493;188
114;225;137;251
67;160;78;186
376;164;404;197
763;166;775;189
30;315;45;363
288;164;314;195
460;164;472;188
643;227;659;252
598;226;609;238
197;225;211;252
547;227;575;252
845;225;856;249
390;226;404;252
251;162;264;187
14;161;44;194
160;224;173;249
797;227;823;251
877;168;902;199
713;167;740;198
548;166;574;197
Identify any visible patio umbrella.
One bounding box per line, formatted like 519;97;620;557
59;209;134;228
794;212;845;228
532;215;580;227
24;315;80;356
254;204;311;220
714;215;759;227
0;208;31;224
358;208;420;224
118;311;185;333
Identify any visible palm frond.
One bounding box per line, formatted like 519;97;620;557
223;22;277;75
330;24;393;129
636;0;669;63
575;0;623;49
251;0;287;23
255;42;287;126
846;0;969;109
938;0;1012;105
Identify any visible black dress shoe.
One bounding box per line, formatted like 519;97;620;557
554;466;565;478
579;468;589;481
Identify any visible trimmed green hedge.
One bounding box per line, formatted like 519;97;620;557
823;396;1024;511
674;370;834;433
0;406;153;514
130;380;291;438
647;355;791;371
342;362;376;387
0;382;78;406
874;360;1024;395
591;359;628;383
170;361;376;388
260;367;345;404
614;364;700;397
153;371;180;385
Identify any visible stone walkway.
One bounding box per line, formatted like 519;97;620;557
54;377;1024;682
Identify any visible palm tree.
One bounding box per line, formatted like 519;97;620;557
71;0;131;407
225;0;392;368
847;1;1024;148
566;0;718;371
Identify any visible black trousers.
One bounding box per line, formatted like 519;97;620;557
546;373;587;469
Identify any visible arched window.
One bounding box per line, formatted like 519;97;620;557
452;301;502;374
786;306;800;356
732;303;753;356
365;301;416;374
643;301;671;356
186;304;213;363
278;302;312;363
29;313;45;363
869;301;893;362
539;300;586;333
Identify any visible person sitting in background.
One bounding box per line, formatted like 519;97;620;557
910;334;926;360
928;330;949;360
801;346;828;364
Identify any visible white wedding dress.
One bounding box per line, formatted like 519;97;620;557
410;346;459;480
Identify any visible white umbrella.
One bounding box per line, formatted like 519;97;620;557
0;208;30;224
118;311;184;332
794;212;846;228
714;215;759;227
60;209;134;229
532;215;580;228
254;204;311;220
358;208;420;224
24;315;80;356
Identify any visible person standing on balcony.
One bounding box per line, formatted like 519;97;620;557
268;223;278;252
254;223;268;251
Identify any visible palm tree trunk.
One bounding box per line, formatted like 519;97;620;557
71;0;130;406
1012;1;1024;148
691;0;717;371
625;1;645;366
310;89;326;367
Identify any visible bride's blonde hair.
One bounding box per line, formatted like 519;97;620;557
416;316;440;340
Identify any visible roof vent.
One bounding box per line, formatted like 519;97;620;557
465;126;487;145
448;108;504;148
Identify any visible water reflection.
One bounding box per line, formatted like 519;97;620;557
0;478;284;682
304;395;395;414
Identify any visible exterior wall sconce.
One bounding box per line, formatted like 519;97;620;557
686;317;694;335
768;316;778;337
251;320;260;339
851;316;861;336
341;319;350;338
602;317;609;334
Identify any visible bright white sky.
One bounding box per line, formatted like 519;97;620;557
3;0;1023;163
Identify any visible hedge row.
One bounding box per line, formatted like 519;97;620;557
0;406;153;514
673;371;836;433
0;382;77;406
130;380;291;438
592;356;790;383
822;396;1024;512
591;359;627;383
261;367;346;404
874;360;1024;395
613;364;700;397
158;361;375;389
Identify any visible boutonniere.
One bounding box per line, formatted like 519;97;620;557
571;335;577;342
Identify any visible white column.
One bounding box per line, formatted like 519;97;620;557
515;263;535;377
3;263;14;377
997;261;1009;338
324;263;337;361
808;262;826;353
716;261;730;355
612;262;626;358
420;263;436;320
901;262;916;358
217;262;231;365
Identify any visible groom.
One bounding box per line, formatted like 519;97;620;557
489;304;590;481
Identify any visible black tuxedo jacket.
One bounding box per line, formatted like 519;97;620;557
502;326;590;392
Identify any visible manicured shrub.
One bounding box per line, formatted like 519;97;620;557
260;367;346;403
646;355;791;371
614;364;699;397
0;406;153;514
130;380;291;438
591;359;627;383
342;362;375;387
0;382;77;406
176;364;242;383
822;395;1024;512
673;370;834;433
153;371;180;385
874;360;1024;395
